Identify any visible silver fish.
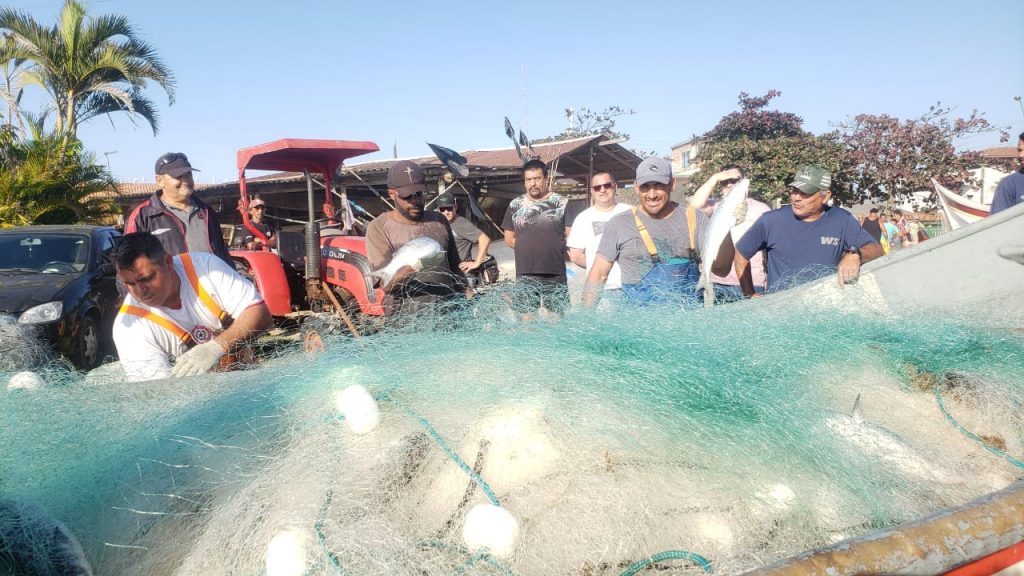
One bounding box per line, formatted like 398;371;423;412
372;236;445;286
825;395;961;485
700;178;749;306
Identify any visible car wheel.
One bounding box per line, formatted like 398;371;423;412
73;315;101;370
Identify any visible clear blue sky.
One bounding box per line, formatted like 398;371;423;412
6;0;1024;183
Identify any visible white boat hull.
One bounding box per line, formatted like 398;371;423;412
933;178;990;230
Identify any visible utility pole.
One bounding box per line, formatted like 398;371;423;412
103;150;117;174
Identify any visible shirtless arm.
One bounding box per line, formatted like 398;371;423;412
582;255;613;308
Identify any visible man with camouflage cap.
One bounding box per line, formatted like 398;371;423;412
734;165;881;295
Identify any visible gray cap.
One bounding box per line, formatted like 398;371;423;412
387;160;427;198
635;156;672;186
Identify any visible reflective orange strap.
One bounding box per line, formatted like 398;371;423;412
179;253;228;322
119;304;192;344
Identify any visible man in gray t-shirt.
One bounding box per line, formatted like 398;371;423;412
584;156;708;307
436;193;491;274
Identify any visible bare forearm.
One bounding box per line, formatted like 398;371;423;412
734;252;755;297
475;235;491;264
860;242;883;263
215;303;272;351
568;248;587;268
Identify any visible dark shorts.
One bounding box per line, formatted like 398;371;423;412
511;273;569;314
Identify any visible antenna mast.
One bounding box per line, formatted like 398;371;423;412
521;63;528;137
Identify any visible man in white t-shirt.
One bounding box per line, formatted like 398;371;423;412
112;232;273;382
567;171;631;291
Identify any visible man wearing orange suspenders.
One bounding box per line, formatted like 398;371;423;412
112;232;273;382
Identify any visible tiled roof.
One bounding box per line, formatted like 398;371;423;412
344;135;600;175
980;146;1016;159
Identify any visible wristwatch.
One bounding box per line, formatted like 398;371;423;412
844;247;862;259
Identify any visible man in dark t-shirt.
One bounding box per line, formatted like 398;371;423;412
436;193;492;273
501;158;569;318
860;207;884;243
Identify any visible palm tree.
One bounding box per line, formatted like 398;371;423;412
0;0;175;146
0;131;119;226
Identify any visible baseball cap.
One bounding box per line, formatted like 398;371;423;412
387;160;427;198
436;193;456;207
155;152;199;178
789;165;832;194
250;198;266;208
635;156;673;186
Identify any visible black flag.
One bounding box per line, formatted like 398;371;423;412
427;142;469;178
504;117;515;140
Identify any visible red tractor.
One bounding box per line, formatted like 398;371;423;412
229;139;385;343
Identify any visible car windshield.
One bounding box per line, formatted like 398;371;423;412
0;233;90;274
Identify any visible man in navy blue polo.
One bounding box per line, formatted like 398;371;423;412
734;165;881;295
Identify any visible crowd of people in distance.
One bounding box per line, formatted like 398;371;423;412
109;131;1024;382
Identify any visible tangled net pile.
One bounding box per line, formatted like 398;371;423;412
2;284;1023;575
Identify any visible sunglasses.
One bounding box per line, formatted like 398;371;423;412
158;152;187;166
438;206;455;212
591;182;615;192
399;191;425;200
721;178;739;187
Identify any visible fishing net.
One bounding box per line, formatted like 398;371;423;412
0;317;56;373
2;283;1023;575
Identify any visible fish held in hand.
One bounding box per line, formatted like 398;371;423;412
371;236;445;286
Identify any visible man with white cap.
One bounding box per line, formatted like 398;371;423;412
365;160;468;313
583;156;709;307
242;198;277;250
126;152;232;266
734;165;881;295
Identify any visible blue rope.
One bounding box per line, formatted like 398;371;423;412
934;385;1024;469
620;550;713;576
376;391;501;507
312;490;347;575
419;539;516;576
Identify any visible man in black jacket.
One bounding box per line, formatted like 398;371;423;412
125;152;232;266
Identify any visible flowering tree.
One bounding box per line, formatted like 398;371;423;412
835;105;1009;206
690;91;851;206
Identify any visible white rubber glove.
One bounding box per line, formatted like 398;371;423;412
171;341;227;377
732;199;748;226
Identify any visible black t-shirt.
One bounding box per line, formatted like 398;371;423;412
861;218;883;242
448;216;485;261
501;193;567;277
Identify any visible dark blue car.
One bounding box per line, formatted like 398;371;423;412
0;225;122;370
